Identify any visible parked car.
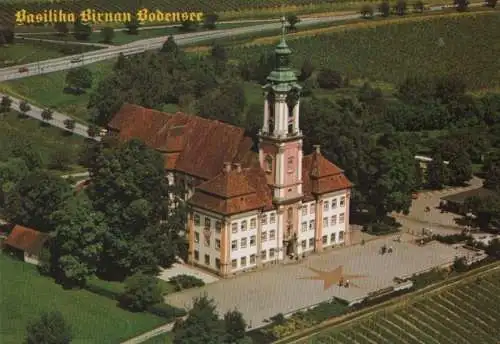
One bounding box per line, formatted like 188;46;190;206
18;66;29;73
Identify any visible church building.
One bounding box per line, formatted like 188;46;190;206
107;20;352;277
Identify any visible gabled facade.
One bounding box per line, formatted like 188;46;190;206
107;18;352;278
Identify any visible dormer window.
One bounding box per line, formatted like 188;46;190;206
265;155;273;173
287;157;294;173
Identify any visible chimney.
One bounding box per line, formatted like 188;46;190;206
223;162;231;173
233;163;242;173
313;145;321;154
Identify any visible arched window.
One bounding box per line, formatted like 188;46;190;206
287;157;294;173
265;155;273;173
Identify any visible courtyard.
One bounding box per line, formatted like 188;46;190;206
165;232;471;329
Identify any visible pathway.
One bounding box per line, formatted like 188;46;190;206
120;318;186;344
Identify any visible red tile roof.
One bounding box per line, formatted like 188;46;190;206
4;225;50;255
303;150;352;199
189;166;273;215
109;104;246;180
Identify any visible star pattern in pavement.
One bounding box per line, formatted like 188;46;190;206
298;265;368;290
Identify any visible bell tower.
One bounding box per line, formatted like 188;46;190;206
259;17;303;204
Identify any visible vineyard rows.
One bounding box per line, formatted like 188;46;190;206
228;11;500;90
307;270;500;344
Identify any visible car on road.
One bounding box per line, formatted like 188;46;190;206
70;56;83;63
18;67;29;73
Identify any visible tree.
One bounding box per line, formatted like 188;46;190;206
119;272;163;311
455;0;469;11
180;20;198;32
41;108;54;122
26;311;72;344
426;153;448;189
125;15;140;35
203;13;218;30
447;150;472;186
87;124;99;138
173;295;225;344
434;74;466;104
87;139;186;278
379;1;391;16
394;0;408;15
54;22;69;36
210;43;227;63
160;35;179;57
101;26;114;43
465;195;500;230
0;26;14;44
73;17;91;41
65;67;93;91
287;14;300;32
4;170;71;232
484;164;500;192
197;83;246;126
317;69;344;89
224;309;247;343
19;100;31;116
360;4;375;18
64;119;76;131
51;194;107;286
114;53;127;70
0;95;12;113
413;0;425;12
299;58;314;81
397;75;435;105
486;0;497;7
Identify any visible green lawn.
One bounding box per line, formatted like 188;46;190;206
22;22;263;45
0;61;113;123
0;110;87;173
0;42;65;67
0;254;167;344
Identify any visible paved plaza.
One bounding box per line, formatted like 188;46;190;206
165;233;470;329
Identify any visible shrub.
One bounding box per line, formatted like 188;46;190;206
379;1;391;16
147;303;187;320
361;4;375;18
26;311;72;344
394;0;408;15
120;273;163;311
317;69;344;89
168;274;205;291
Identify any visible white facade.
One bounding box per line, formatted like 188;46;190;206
191;210;223;271
228;212;259;272
319;191;348;248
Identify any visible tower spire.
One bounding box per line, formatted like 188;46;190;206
280;16;286;43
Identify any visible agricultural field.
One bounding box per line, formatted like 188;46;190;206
0;110;87;173
304;268;500;344
0;254;166;344
0;41;64;67
228;10;500;90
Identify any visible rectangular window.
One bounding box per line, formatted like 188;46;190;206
250;218;257;229
250;235;256;246
241;257;247;267
194;250;199;260
261;250;267;260
269;230;276;240
215;239;221;250
310;204;315;214
323;217;328;228
241;238;247;248
301;240;307;249
215;258;221;269
324;201;329;211
250;254;256;264
309;238;314;247
231;240;238;251
215;221;222;233
194;214;200;226
194;232;200;243
339;231;345;241
261;214;267;225
301;222;307;232
261;231;267;242
204;232;210;247
269;248;275;258
231;259;237;269
340;196;346;207
231;223;237;234
332;198;337;209
241;220;247;231
322;235;328;244
204;218;211;229
330;233;336;243
270;213;276;224
204;254;210;265
301;205;307;216
331;215;337;226
339;213;345;224
309;220;315;231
